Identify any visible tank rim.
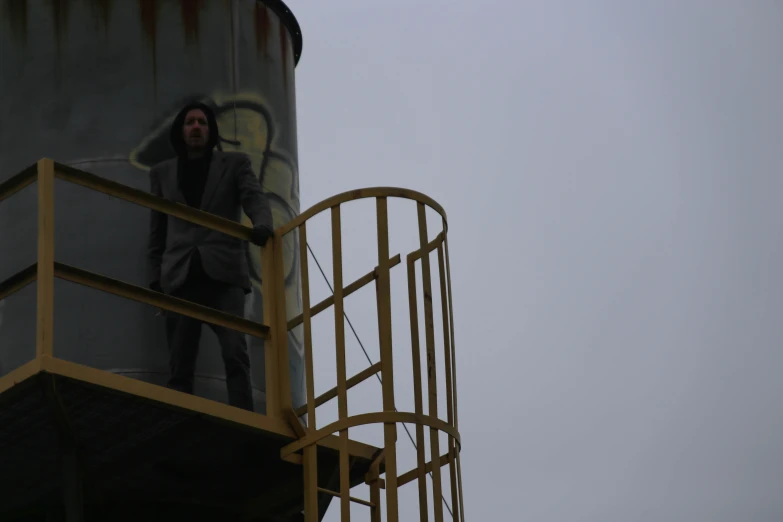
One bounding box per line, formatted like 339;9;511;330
259;0;304;66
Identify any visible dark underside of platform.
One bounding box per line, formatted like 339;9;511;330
0;372;375;522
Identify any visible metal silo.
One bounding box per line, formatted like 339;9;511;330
0;0;306;414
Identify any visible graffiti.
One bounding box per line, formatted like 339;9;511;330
129;90;305;403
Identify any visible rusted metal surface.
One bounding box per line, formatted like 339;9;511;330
48;0;69;50
178;0;202;44
3;0;302;63
266;0;302;64
279;17;289;87
139;0;160;89
255;2;271;56
138;0;160;44
86;0;112;29
5;0;28;43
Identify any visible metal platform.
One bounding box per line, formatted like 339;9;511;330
0;356;379;522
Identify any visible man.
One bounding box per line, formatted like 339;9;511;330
147;101;273;412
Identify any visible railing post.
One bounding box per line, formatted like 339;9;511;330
406;255;429;520
330;205;351;521
444;231;465;521
261;231;292;421
416;202;444;522
261;240;280;419
299;223;319;522
36;159;55;359
273;233;292;416
438;243;460;522
376;197;399;522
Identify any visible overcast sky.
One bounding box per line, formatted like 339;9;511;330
285;1;783;521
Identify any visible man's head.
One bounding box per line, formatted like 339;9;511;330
183;108;209;151
169;102;220;158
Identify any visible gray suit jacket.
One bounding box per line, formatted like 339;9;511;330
147;151;273;294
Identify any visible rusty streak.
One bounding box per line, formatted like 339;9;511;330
254;3;270;57
139;0;159;47
49;0;70;50
6;0;28;44
178;0;202;45
279;18;288;89
139;0;160;96
87;0;112;34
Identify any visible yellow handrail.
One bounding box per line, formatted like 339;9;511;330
275;186;448;236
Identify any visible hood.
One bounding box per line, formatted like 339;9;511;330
169;102;220;158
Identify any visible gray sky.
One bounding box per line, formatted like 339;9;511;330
287;1;783;520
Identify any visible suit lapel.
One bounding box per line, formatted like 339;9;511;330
200;151;226;210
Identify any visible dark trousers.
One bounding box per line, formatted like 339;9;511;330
165;276;254;412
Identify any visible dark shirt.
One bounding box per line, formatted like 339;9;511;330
177;153;212;283
178;154;211;209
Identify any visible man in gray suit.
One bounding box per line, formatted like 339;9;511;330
147;102;273;411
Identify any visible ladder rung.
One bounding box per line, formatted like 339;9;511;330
317;487;375;508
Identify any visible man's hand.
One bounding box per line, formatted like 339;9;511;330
251;225;273;247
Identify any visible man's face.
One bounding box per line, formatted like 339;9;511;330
183;108;209;149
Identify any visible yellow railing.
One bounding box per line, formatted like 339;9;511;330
276;189;464;522
0;158;280;405
0;158;465;522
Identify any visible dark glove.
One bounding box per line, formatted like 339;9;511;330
250;225;273;247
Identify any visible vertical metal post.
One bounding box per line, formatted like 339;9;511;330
331;206;350;522
303;443;319;522
299;223;316;426
407;258;429;521
444;231;459;432
376;197;399;522
300;223;319;522
274;233;292;415
443;230;465;521
36;159;55;359
438;244;460;522
260;231;292;420
456;452;466;522
261;241;280;419
416;203;444;522
369;479;382;522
